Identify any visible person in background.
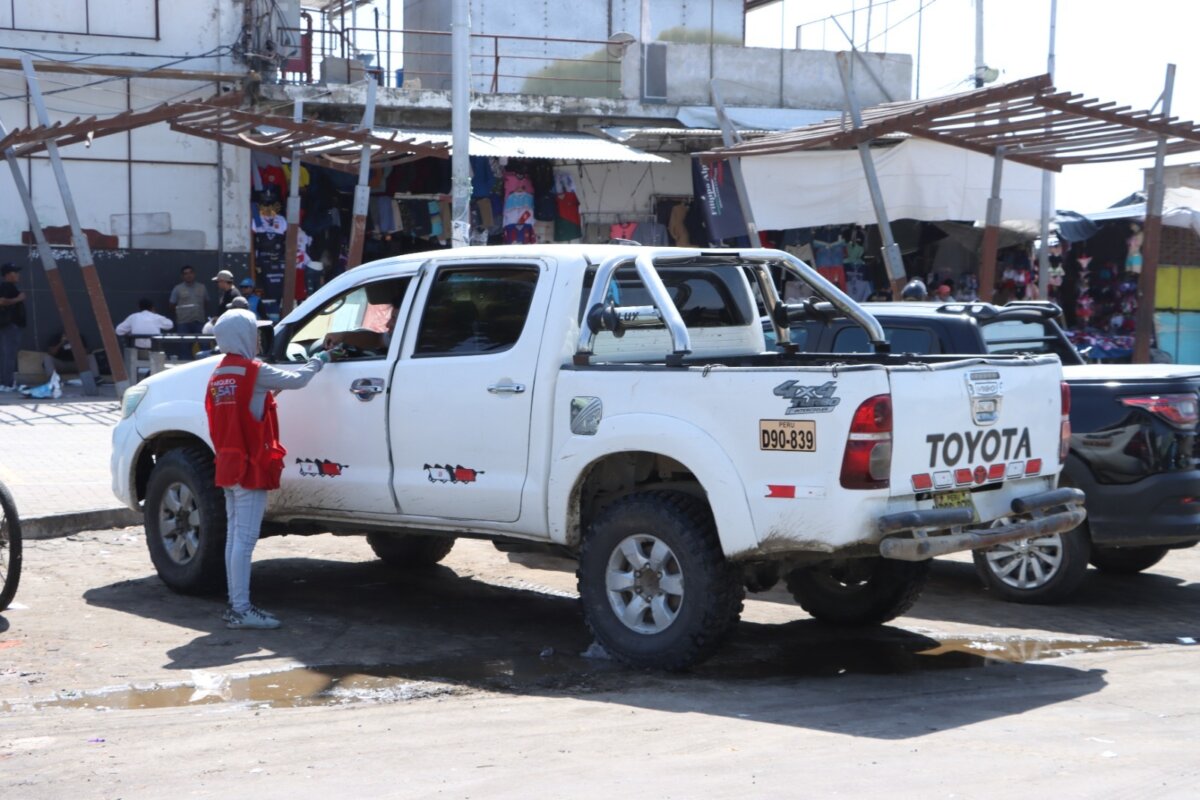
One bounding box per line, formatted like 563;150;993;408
901;278;928;302
43;330;100;380
116;298;175;350
213;270;238;320
239;278;266;319
206;308;328;629
169;265;207;334
0;263;27;392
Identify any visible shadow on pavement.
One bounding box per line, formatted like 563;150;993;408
81;554;1109;739
746;557;1199;645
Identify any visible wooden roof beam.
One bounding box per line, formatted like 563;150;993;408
1036;93;1200;142
908;129;1062;171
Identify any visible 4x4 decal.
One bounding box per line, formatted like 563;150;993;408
773;380;841;415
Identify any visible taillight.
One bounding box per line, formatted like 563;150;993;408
1120;394;1199;428
840;394;892;490
1059;381;1071;463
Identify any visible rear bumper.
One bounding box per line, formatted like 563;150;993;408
877;488;1087;561
1068;465;1200;547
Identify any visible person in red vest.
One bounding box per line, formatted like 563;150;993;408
206;308;329;629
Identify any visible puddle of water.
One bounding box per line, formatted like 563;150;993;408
1;636;1147;712
0;655;598;713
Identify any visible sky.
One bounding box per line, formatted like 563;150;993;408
745;0;1200;213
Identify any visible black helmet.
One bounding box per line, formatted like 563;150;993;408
901;278;928;301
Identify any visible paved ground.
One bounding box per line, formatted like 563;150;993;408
1;528;1199;798
1;395;1198;797
0;391;126;524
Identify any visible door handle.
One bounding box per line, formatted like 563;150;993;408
350;377;386;401
487;382;526;395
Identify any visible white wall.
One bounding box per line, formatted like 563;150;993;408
0;0;251;251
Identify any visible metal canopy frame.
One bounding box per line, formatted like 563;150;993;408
0;92;449;173
706;73;1200;172
705;70;1200;361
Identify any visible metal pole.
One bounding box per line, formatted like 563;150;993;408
450;0;471;248
1037;0;1056;299
978;147;1006;303
281;99;304;315
711;80;758;242
835;52;905;297
915;0;924;100
974;0;985;88
1133;63;1175;364
0;121;96;394
345;77;377;269
20;55;128;395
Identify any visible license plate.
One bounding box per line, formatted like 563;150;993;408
759;419;816;452
933;490;974;511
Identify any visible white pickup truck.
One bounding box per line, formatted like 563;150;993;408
112;245;1084;669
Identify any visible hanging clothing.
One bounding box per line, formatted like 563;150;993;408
554;171;582;241
503;190;535;228
610;222;638;241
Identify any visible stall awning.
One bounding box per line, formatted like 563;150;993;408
0;92;450;172
737;137;1045;229
375;128;669;163
705;74;1200;171
1062;187;1200;239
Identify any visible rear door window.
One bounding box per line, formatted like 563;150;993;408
414;266;540;357
832;325;939;354
581;266;753;328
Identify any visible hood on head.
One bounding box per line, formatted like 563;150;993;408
213;309;259;358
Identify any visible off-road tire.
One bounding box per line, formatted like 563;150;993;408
1088;544;1170;575
577;491;744;671
786;557;930;625
367;532;455;568
144;447;227;595
972;525;1090;604
0;480;22;611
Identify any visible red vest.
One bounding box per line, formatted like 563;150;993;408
205;354;286;491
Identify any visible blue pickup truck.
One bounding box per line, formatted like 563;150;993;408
766;300;1200;603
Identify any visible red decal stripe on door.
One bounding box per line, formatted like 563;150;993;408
766;485;796;499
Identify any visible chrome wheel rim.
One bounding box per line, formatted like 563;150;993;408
606;534;684;634
158;481;201;565
984;534;1064;590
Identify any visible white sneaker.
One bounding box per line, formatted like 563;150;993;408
0;384;14;393
225;606;281;630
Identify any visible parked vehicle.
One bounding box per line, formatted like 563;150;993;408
112;246;1082;668
767;299;1200;602
0;479;21;611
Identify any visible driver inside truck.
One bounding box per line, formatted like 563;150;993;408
322;300;400;356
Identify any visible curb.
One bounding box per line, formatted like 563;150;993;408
24;507;142;540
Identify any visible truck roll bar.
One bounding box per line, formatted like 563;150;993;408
574;247;888;365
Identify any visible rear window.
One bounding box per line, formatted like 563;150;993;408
979;319;1075;359
581;266;753;328
832;325;938;354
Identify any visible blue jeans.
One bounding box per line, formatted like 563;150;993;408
223;485;269;614
0;323;20;386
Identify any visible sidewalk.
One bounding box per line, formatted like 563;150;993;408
0;382;141;537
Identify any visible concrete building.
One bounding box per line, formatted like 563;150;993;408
0;0;250;351
0;0;911;354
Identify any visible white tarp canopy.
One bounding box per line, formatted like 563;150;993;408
374;128;669;163
1074;187;1200;239
737;137;1045;230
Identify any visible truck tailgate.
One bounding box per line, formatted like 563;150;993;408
888;357;1064;514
